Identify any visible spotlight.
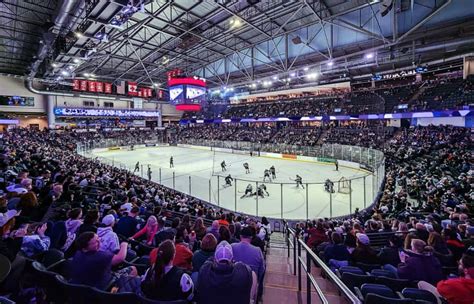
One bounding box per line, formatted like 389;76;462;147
153;83;159;87
272;76;278;80
303;67;309;71
365;53;374;59
73;58;80;63
67;65;74;70
74;32;83;38
90;73;96;77
327;61;334;66
51;63;58;68
83;73;90;77
289;72;296;77
61;70;69;76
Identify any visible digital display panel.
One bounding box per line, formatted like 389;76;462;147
186;85;206;100
169;85;184;102
0;96;34;106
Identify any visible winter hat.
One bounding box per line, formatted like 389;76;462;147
215;241;233;263
356;233;370;245
102;214;115;226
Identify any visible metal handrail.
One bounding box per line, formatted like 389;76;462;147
285;225;361;304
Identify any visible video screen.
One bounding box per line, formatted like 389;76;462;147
0;96;34;106
169;85;184;102
186;85;206;100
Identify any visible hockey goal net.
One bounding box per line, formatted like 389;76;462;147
337;177;351;194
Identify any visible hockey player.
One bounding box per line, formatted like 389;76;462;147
170;156;174;168
241;184;253;198
134;161;140;173
295;175;304;189
224;174;233;187
335;160;339;171
259;184;269;196
263;169;271;182
130;144;134;151
243;162;250;174
221;160;227;172
147;165;152;181
270;165;276;179
324;179;334;193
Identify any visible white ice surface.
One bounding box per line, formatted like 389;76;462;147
92;146;376;220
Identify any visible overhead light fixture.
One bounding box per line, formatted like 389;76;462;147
90;73;96;77
73;58;80;63
51;63;58;68
61;70;69;76
67;65;74;70
272;76;278;80
289;72;296;77
365;53;374;59
251;83;257;88
306;73;318;80
286;78;291;82
327;61;334;66
83;73;90;77
153;83;159;87
74;32;83;38
303;67;309;71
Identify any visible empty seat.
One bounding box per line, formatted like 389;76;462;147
402;288;438;303
371;269;397;278
31;261;66;303
341;272;376;292
55;274;94;304
356;262;382;273
377;276;413;292
365;293;415;304
359;283;397;299
339;266;365;276
137;294;188;304
90;287;140;304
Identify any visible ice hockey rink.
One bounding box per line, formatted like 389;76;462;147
91;145;377;220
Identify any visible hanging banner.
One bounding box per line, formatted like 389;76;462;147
128;82;138;96
80;80;88;91
73;79;80;90
88;81;96;92
104;83;112;94
96;82;103;93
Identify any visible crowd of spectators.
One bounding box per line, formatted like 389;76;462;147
0;122;471;303
0;128;269;303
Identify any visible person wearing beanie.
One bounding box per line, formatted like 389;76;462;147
97;214;120;254
197;241;257;304
350;233;379;265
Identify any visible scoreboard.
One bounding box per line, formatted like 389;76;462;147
168;77;206;111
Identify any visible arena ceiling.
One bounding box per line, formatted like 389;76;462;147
1;0;474;90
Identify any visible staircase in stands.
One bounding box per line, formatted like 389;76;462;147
262;232;349;304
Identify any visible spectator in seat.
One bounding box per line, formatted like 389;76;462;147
191;218;206;240
130;215;158;246
445;228;466;261
77;209;99;235
427;231;450;255
324;232;350;267
218;225;231;243
115;206;139;238
192;233;217;273
217;214;229;227
307;222;328;250
351;233;379;265
150;226;194;270
155;216;176;244
20;222;50;257
437;251;474;304
97;214;120;254
141;240;194;301
378;234;403;266
392;239;443;285
415;222;429;242
70;231;137;290
197;241;257;304
206;220;220;240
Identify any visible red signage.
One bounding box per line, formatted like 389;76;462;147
168;77;206;87
80;80;88;91
73;79;80;90
104;82;112;94
96;82;103;93
88;81;96;92
128;82;138;96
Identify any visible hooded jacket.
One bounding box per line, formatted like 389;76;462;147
97;226;119;254
397;252;443;285
437;277;474;304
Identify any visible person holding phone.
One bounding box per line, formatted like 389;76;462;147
20;222;50;257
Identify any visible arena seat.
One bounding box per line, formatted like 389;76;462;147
402;288;438;303
341;272;377;291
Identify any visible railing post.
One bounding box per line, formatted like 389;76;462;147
287;229;290;258
306;184;309;220
298;240;302;291
293;234;297;275
349;179;352;214
363;176;367;208
217;175;220;206
306;249;311;304
256;181;259;216
189;176;191;194
140;164;143;178
234;179;237;211
172;171;175;189
209;179;211;203
281;183;283;219
159;168;162;184
330;191;333;218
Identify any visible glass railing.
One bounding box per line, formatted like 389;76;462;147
76;139;385;220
